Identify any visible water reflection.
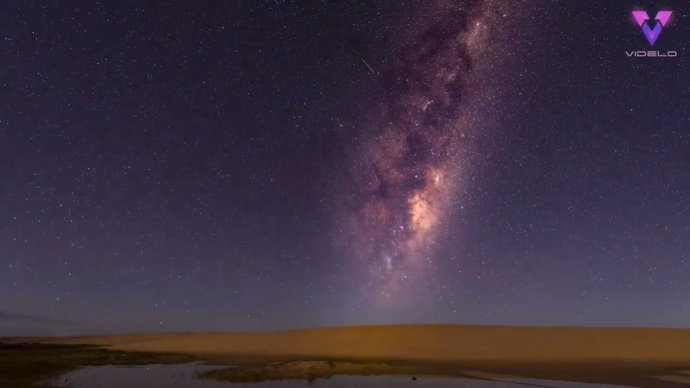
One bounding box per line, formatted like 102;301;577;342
50;363;630;388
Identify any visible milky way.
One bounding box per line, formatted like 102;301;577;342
341;0;504;302
4;0;688;333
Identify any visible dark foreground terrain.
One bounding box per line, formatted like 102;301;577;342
4;325;690;387
0;342;194;388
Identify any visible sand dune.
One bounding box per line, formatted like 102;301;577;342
31;324;690;364
8;325;690;385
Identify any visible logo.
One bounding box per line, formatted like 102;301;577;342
631;9;672;46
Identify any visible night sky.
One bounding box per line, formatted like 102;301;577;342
1;1;688;335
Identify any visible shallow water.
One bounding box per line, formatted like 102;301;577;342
49;363;630;388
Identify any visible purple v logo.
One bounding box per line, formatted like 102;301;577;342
641;23;663;46
632;10;673;46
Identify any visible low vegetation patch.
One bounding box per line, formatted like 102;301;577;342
0;341;195;388
200;360;469;383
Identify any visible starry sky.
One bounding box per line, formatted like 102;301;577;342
1;1;688;335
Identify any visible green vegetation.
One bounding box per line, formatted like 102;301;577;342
0;341;195;388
